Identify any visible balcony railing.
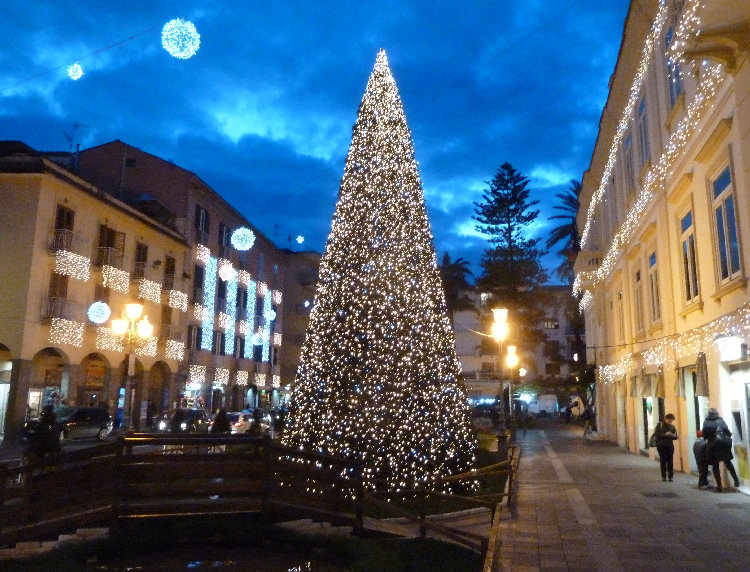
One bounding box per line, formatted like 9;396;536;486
132;261;147;280
47;229;89;255
93;247;125;269
162;273;175;290
41;297;80;322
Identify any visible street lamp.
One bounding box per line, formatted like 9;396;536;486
111;302;153;431
506;345;519;421
491;308;509;423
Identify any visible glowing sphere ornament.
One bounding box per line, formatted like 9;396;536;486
87;301;111;324
296;235;305;244
67;62;84;80
161;18;200;59
230;227;256;251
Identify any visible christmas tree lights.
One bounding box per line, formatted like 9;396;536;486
165;339;185;361
168;290;188;312
103;265;130;292
282;50;476;491
49;318;84;347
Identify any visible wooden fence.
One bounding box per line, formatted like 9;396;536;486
0;435;519;562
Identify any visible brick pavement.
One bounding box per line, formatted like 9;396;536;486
496;418;750;571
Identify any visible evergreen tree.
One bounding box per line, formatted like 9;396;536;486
283;50;476;491
473;163;548;339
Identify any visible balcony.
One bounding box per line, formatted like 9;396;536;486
162;273;175;290
48;229;89;255
93;247;125;269
41;297;81;322
132;261;147;280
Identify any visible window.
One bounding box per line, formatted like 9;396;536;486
257;253;265;280
633;269;644;334
163;255;175;289
52;204;75;250
543;319;559;330
194;205;210;245
218;222;230;256
212;330;223;355
133;242;148;278
188;325;202;351
681;210;700;303
623;134;635;192
665;27;683;108
712;166;741;283
637;97;650;167
94;283;110;304
616;290;625;344
648;252;661;323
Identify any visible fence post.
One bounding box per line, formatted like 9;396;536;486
354;459;364;536
113;436;124;525
418;482;426;538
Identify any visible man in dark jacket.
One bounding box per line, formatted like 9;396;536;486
702;408;739;492
655;413;678;481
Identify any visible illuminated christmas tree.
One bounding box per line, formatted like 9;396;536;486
282;50;476;490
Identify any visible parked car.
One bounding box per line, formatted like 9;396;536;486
24;405;112;442
157;408;211;433
220;412;252;434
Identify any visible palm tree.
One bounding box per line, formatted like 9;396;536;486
546;179;581;285
438;253;476;324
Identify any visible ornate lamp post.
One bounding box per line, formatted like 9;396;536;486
491;308;509;423
111;302;153;432
506;345;519;422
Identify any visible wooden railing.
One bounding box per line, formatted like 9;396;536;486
0;435;519;566
0;434;363;547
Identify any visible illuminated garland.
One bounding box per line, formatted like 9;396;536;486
244;280;257;359
576;1;721;301
168;290;188;312
200;255;217;350
189;365;207;386
600;300;750;383
255;373;267;386
55;250;90;281
214;367;230;386
138;279;162;303
262;293;273;362
95;327;124;352
236;370;249;386
272;290;283;305
102;265;130;293
49;318;84;347
273;333;282;347
272;375;281;387
224;271;238;356
165;339;185;361
136;336;157;358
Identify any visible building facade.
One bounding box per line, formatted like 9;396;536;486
0;141;191;437
575;0;750;482
74;140;290;414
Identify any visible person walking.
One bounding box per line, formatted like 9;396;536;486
212;408;231;434
692;430;710;489
655;413;678;481
702;407;740;492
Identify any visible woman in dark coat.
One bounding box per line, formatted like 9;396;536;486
702;408;739;491
654;413;678;481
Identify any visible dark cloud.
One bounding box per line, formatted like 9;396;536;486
0;0;630;282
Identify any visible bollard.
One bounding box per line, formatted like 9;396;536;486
496;429;511;461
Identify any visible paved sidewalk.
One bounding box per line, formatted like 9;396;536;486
496;419;750;571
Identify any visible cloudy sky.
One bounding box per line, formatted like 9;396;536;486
1;1;630;281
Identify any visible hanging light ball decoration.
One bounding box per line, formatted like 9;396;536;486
67;62;84;80
87;301;111;325
230;227;256;251
161;18;200;59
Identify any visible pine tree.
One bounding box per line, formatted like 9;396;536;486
282;50;476;491
473;163;548;340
